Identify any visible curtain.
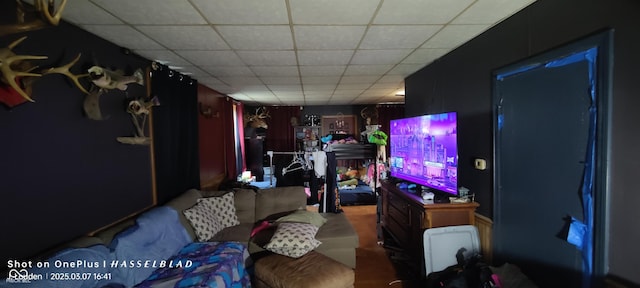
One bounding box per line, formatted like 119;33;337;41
223;98;245;181
151;65;200;204
264;106;300;153
377;104;404;161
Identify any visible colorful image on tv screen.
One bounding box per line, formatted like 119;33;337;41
389;112;458;195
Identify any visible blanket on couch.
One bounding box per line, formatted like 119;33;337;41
134;242;251;288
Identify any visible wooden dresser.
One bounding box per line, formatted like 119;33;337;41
380;180;479;276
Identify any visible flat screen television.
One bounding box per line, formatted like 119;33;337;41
389;112;458;196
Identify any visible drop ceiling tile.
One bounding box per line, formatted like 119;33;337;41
301;77;341;85
290;0;379;25
377;75;406;83
452;0;536;24
219;76;263;86
333;89;365;95
402;48;450;64
251;66;299;77
197;77;226;87
303;84;337;91
351;49;413;65
135;50;191;66
361;89;395;97
267;85;303;92
239;85;271;92
237;51;297;66
299;66;346;77
63;0;123;24
177;50;244;66
243;91;276;98
92;0;206;24
202;66;255;77
260;77;301;85
336;83;371;90
344;65;394;76
294;26;367;50
374;0;474;24
81;25;163;50
192;0;289;24
273;91;304;97
340;75;380;84
421;24;490;49
370;82;404;90
360;25;441;49
136;26;229;50
387;64;425;76
298;51;354;66
217;26;293;50
178;66;210;79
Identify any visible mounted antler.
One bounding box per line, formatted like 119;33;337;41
245;106;270;129
1;0;68;36
43;53;90;94
1;36;89;106
360;106;379;125
0;36;46;103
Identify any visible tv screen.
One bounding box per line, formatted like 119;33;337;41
389;112;458;195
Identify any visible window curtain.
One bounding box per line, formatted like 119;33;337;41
151;64;200;204
377;104;404;160
223;98;245;180
264;106;300;153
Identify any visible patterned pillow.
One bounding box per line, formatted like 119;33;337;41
183;201;223;241
264;222;321;258
198;192;240;228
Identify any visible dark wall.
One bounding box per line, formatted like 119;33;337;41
405;0;639;283
0;5;152;266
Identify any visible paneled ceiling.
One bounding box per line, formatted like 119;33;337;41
57;0;535;106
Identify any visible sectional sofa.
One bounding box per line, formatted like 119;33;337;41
1;186;358;287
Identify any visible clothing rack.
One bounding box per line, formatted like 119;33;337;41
266;150;329;212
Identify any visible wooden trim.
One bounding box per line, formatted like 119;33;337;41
474;213;493;264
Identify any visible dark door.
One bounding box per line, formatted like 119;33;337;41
493;32;611;288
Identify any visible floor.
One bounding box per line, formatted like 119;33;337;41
341;205;421;288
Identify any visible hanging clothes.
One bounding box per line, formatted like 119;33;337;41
321;152;341;213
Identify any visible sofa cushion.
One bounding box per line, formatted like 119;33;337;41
315;213;359;250
183;201;223;241
199;192;240;228
276;209;327;227
164;188;203;241
255;186;307;221
210;223;253;244
264;222;321;258
233;188;256;224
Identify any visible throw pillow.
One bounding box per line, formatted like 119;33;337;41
183;201;223;241
264;222;321;258
198;192;241;228
276;209;327;227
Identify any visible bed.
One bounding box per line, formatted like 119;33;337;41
327;143;379;206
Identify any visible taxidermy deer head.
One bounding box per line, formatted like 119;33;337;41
0;36;87;108
360;106;379;125
244;106;270;129
0;0;68;36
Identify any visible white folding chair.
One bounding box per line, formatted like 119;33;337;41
423;225;481;276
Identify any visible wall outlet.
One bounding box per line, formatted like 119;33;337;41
474;158;487;170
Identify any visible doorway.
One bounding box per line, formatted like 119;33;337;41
492;30;612;287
